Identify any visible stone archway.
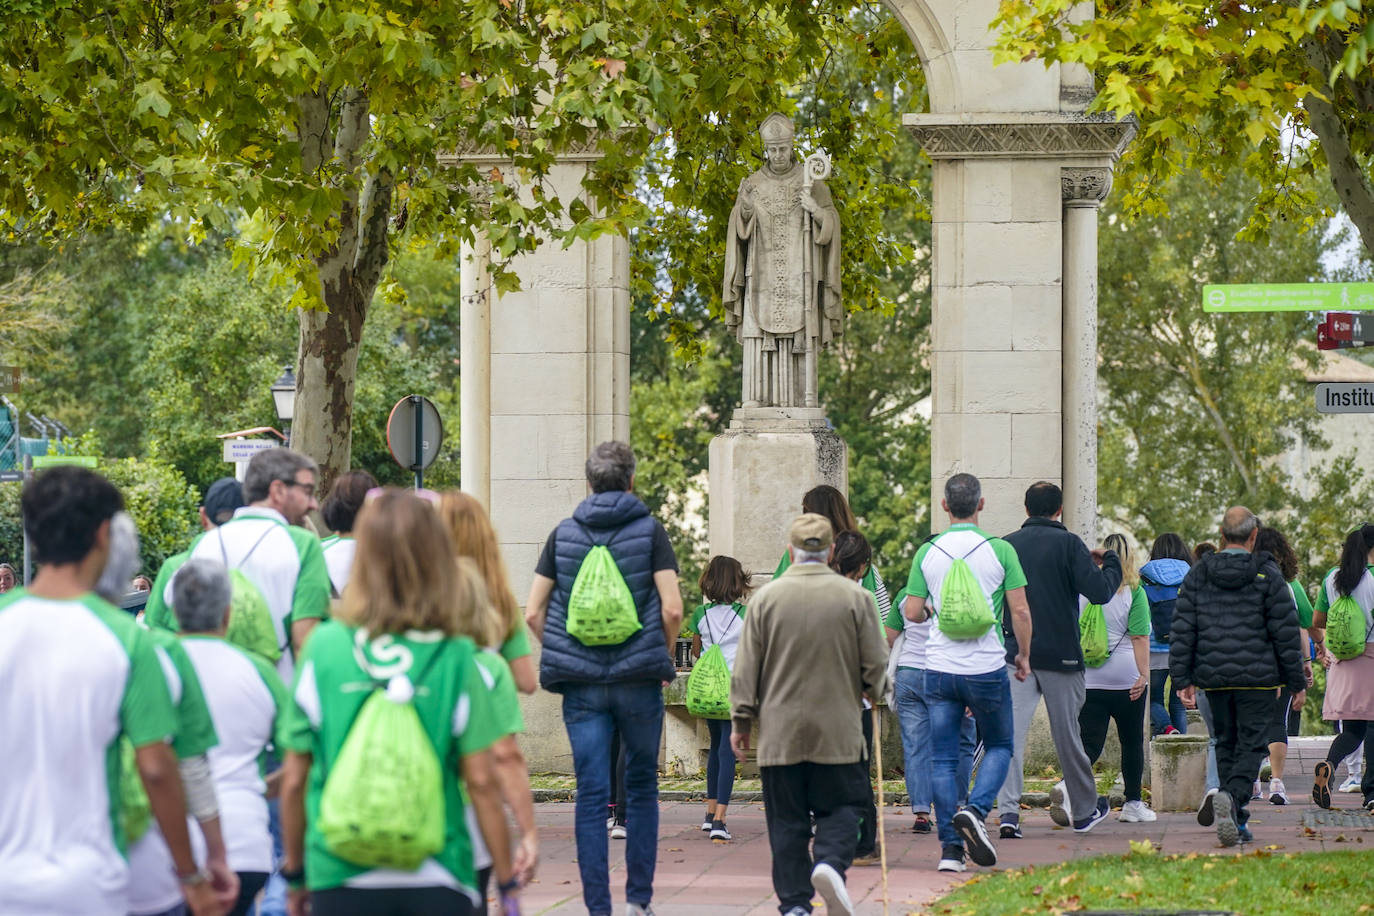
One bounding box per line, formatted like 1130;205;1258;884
459;2;1133;771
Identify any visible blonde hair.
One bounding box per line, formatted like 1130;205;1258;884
438;490;522;644
338;488;462;635
451;557;507;648
1104;533;1139;592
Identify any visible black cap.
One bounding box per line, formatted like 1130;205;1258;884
202;477;245;526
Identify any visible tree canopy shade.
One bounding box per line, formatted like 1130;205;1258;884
0;0;925;487
993;0;1374;259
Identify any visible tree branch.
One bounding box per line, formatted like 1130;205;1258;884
295;89;331;175
1302;35;1374;257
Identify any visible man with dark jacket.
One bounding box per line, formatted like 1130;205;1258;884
525;441;683;916
996;482;1123;837
1170;506;1305;847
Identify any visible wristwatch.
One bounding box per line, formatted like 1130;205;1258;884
498;876;521;895
280;864;306;888
177;866;211;887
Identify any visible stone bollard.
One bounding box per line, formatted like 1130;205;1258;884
1150;734;1210;811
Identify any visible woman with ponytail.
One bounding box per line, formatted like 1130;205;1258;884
1311;524;1374;811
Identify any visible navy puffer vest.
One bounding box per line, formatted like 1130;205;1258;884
539;491;676;690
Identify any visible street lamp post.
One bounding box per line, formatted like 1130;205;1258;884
271;365;296;447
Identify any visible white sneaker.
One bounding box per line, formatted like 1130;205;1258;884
810;862;855;916
1269;778;1288;806
937;849;967;873
1048;780;1072;827
1339;775;1362;793
610;823;627;840
626;904;655;916
1118;800;1157;823
1252;779;1264;800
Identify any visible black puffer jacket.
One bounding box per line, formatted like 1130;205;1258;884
1169;549;1305;692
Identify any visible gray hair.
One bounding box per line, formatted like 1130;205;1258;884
94;512;141;603
792;548;830;565
172;558;233;633
585;441;636;493
944;473;982;519
243;447;317;503
1220;506;1260;545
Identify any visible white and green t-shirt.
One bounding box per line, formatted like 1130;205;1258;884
182;636;288;873
685;602;747;669
186;507;332;682
282;622;506;900
319;534;356;598
467;648;525;873
1081;586;1150;691
883;592;932;671
1317;565;1374;645
0;589;177;914
905;524;1028;676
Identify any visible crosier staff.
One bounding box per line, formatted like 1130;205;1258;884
802;147;831;410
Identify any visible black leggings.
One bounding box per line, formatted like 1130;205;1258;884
311;886;473;916
1327;720;1374;800
1078;688;1147;802
229;871;270;916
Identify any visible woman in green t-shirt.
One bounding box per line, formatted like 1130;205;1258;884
279;489;517;916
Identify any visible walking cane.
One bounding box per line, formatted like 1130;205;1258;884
872;705;889;916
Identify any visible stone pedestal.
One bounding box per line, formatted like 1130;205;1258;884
709;411;848;580
1150;734;1210;811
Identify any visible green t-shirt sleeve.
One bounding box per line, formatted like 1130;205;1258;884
476;652;524;735
288;530;332;623
1315;568;1337;614
164;639;219;759
280;662;315;755
905;543;933;599
143;553;185;633
884;589;908;631
122;628;179;748
773;550;790;579
499;623;532;662
454;655;506;757
992;539;1028;591
684;605;706;636
249;650;292;751
1290;580;1314;629
1127;586;1151;636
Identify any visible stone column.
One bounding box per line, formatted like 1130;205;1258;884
460;234;492;510
904;114;1134;535
1061;167;1112;543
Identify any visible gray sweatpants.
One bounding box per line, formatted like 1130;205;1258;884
996;665;1098;820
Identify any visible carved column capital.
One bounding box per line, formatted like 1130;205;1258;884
1062;167;1113;207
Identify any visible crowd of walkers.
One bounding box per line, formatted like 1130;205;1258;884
1;440;1371;916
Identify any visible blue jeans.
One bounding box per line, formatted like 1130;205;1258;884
705;718;736;807
924;669;1014;851
1150;669;1188;735
894;667;975;815
563;682;664;915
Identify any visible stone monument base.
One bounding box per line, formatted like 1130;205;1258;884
709;411;848;581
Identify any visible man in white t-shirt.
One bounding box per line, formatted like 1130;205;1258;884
904;474;1032;874
0;467;219;915
186;448;331;684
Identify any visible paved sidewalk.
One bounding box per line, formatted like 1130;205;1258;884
504;793;1370;915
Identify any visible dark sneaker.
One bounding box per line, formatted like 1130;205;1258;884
783;909;811;916
1000;819;1022;840
1312;760;1334;809
1073;796;1110;833
1213;790;1239;848
810;862;854;916
709;820;731;841
1237;825;1254;844
952;809;997;867
851;850;881;867
912;814;931;834
1365;797;1374;813
1197;787;1218;827
937;846;966;873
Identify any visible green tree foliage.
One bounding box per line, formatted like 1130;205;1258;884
1095;167;1374;589
993;0;1374;260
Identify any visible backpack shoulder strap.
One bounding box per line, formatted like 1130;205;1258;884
960;538;992;560
220;524;274;571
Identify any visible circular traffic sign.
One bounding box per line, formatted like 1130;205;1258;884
385;395;444;471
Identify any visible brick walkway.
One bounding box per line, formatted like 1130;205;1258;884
504;788;1371;915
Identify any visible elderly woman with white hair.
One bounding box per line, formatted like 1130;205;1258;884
172;557;290;916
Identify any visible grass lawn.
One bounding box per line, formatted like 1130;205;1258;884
928;845;1372;915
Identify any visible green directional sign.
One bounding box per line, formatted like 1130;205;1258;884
31;455;98;469
1203;282;1374;313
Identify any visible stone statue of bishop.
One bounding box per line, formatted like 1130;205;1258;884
722;112;843;409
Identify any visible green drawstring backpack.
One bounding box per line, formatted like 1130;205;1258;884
685;611;738;720
566;545;642;646
1327;594;1374;661
930;539;997;640
319;645;449;871
118;737;152;845
218;527;282;663
1079;603;1110;667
